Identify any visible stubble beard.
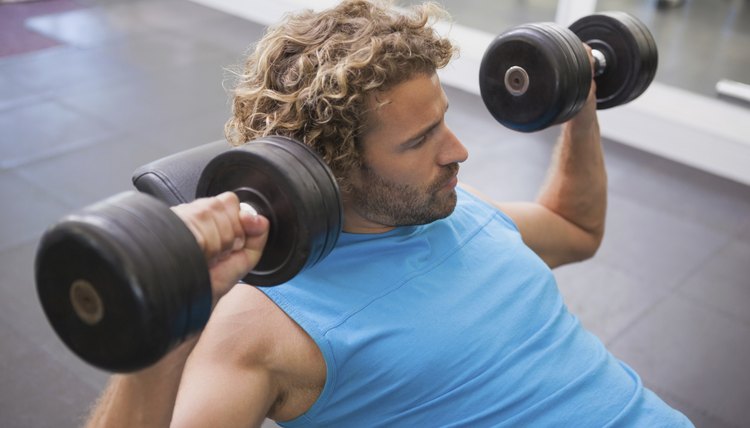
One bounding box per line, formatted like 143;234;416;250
348;163;460;227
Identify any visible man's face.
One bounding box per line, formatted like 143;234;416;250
343;73;469;233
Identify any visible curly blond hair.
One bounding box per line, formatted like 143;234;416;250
225;0;455;190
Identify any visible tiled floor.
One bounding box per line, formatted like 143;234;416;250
1;1;749;427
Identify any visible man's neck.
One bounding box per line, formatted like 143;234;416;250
341;202;397;234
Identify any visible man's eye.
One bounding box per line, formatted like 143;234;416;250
408;136;427;149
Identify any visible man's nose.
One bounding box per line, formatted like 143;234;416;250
438;128;469;166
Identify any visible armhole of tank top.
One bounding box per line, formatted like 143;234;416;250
456;186;521;233
258;287;337;424
492;208;521;233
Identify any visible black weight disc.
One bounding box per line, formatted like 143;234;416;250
541;22;592;124
35;191;211;372
569;12;658;109
616;12;659;105
479;22;591;132
196;136;342;286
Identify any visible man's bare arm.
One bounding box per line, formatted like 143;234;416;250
84;193;270;427
169;285;325;427
481;48;606;268
85;339;198;428
498;87;605;268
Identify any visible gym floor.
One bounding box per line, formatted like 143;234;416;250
1;0;748;427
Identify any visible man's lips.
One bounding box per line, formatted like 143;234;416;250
431;164;460;192
437;171;459;191
443;175;458;189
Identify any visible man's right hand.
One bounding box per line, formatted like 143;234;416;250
171;192;269;306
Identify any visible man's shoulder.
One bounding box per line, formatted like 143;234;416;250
206;285;323;370
198;285;326;418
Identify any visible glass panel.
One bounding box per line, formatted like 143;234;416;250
396;0;558;34
595;0;750;99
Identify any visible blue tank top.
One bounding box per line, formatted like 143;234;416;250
261;187;692;427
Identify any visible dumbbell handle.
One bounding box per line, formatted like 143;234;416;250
591;48;606;77
239;201;259;216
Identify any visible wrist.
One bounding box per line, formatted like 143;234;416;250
564;108;599;141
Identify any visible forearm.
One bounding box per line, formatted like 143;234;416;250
85;338;198;428
537;102;606;244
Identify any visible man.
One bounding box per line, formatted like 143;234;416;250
86;1;693;426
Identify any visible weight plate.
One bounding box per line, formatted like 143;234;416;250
570;12;658;109
614;12;659;104
35;191;210;372
117;192;212;357
541;22;592;124
479;23;591;132
197;136;342;286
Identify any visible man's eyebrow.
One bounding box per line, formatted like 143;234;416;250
399;102;450;146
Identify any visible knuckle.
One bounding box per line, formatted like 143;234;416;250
206;196;225;212
214;191;238;208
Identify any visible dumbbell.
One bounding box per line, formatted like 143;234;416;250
479;11;658;132
35;136;342;372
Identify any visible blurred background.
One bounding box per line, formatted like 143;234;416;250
1;0;748;427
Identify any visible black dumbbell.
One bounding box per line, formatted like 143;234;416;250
35;136;342;372
479;11;658;132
